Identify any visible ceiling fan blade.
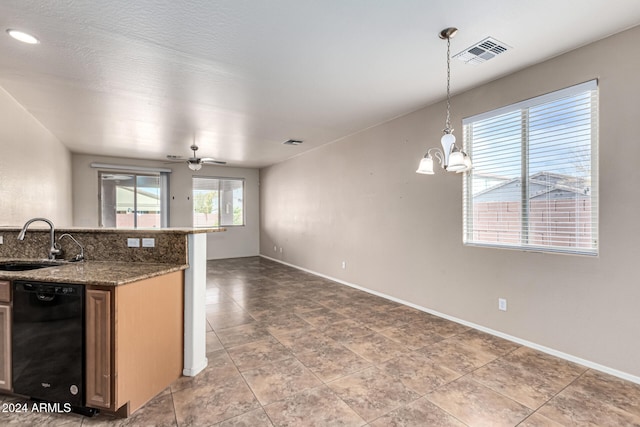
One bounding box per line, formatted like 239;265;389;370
200;158;227;165
166;155;187;161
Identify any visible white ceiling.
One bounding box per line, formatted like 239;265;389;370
1;1;639;168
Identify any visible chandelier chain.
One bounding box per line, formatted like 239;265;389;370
445;35;452;132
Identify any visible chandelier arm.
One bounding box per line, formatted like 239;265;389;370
428;148;445;167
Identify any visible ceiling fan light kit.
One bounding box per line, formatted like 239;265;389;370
416;27;472;175
188;161;202;171
188;144;203;171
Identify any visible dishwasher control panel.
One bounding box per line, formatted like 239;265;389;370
16;282;81;296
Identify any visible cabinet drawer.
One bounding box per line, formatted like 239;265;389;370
0;281;9;303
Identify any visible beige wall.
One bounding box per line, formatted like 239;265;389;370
0;87;72;226
260;26;640;379
72;154;259;259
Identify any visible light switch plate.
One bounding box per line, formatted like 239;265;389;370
0;235;3;244
127;238;140;248
142;238;155;248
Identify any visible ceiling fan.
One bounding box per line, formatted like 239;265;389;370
166;143;226;170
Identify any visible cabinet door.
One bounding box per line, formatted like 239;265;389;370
0;280;10;303
86;289;111;409
0;304;10;391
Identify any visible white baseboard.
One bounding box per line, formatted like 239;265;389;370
260;255;640;386
183;357;208;377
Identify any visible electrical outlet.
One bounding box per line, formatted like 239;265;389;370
498;298;507;311
341;261;346;269
127;238;140;248
279;247;283;253
274;245;277;252
0;235;3;245
142;238;155;248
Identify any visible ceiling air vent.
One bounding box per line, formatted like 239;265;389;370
454;37;511;65
282;139;303;146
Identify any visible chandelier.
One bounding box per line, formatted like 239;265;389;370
416;27;472;175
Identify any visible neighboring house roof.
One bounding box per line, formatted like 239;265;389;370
473;171;590;202
116;186;161;212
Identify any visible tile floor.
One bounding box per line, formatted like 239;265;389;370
2;256;640;426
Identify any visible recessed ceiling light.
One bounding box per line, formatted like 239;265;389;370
6;29;40;44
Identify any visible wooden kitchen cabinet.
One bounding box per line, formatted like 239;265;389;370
0;280;11;391
85;271;184;416
86;289;111;408
0;306;10;391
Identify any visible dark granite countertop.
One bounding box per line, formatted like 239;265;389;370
0;226;225;234
0;259;187;286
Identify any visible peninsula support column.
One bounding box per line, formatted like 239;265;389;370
183;232;207;376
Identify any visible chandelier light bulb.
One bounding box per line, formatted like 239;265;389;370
416;156;435;174
447;151;466;171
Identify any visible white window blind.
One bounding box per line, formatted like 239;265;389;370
463;80;598;255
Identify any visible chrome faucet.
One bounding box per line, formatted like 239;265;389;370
58;233;85;262
17;217;61;260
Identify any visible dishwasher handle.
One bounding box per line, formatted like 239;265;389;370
36;293;55;302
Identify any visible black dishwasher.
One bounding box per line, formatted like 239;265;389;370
12;281;85;407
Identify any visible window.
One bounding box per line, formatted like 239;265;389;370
463;80;598;255
193;177;244;227
99;172;169;228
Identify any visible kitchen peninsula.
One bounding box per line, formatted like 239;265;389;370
0;226;223;417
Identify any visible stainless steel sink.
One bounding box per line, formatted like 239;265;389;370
0;261;66;271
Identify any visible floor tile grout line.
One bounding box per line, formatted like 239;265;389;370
442;345;583;426
514;367;591;426
407;367;484;427
389;342;527;426
168;384;180;427
412;393;473;427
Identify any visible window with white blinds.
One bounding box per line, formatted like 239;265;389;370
463;80;598;255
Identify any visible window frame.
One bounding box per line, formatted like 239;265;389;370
462;80;598;256
192;176;246;228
